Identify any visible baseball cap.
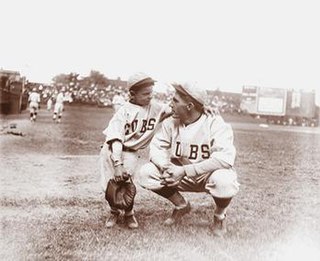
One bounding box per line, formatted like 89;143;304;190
127;72;155;90
172;82;206;106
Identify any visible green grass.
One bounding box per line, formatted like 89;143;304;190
1;105;320;260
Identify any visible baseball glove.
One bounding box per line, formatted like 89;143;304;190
105;178;136;210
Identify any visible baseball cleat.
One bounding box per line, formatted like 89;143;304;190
105;213;120;228
212;215;227;237
124;214;139;229
164;202;191;226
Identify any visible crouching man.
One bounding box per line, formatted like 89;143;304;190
139;82;240;236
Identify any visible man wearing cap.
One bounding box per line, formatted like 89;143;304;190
28;87;41;122
139;82;240;236
53;88;65;123
99;72;172;229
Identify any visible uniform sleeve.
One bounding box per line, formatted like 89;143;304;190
149;120;172;170
102;108;127;143
184;117;236;177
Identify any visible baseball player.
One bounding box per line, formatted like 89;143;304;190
28;87;41;122
112;90;126;112
53;88;65;123
99;72;172;229
139;82;240;236
47;95;53;111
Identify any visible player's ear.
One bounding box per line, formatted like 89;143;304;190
187;102;194;111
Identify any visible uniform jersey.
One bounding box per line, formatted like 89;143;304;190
112;94;126;106
55;92;64;104
149;114;236;177
54;92;64;115
103;100;171;151
112;94;126;112
28;92;40;103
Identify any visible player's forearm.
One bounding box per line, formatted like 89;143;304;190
150;151;170;171
110;140;123;163
149;139;170;170
183;157;231;178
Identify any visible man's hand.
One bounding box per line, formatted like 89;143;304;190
203;105;219;116
114;165;129;182
159;110;173;122
160;164;185;187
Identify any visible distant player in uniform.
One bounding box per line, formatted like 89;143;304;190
99;72;172;229
47;94;53;111
112;90;126;112
53;88;65;123
139;82;240;236
28;87;41;122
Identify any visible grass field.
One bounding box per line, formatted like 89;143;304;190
1;105;320;261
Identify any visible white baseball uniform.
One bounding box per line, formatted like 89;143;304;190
112;94;126;112
28;91;40;113
47;98;53;111
99;100;171;192
139;113;240;198
54;92;64;115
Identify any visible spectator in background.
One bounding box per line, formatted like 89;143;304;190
28;87;41;122
112;90;126;112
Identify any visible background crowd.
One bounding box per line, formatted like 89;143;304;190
23;72;242;115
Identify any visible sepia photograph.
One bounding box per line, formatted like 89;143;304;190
1;0;320;260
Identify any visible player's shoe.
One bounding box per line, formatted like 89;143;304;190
212;214;227;237
105;212;120;228
124;214;139;229
164;202;191;226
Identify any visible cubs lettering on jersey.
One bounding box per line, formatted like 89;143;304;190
149;114;236;175
103;100;171;151
174;141;211;160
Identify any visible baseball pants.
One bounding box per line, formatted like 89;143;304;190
99;143;140;193
29;102;39;114
54;103;64;116
139;162;240;198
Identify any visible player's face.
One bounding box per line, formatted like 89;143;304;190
170;92;189;120
132;86;153;106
